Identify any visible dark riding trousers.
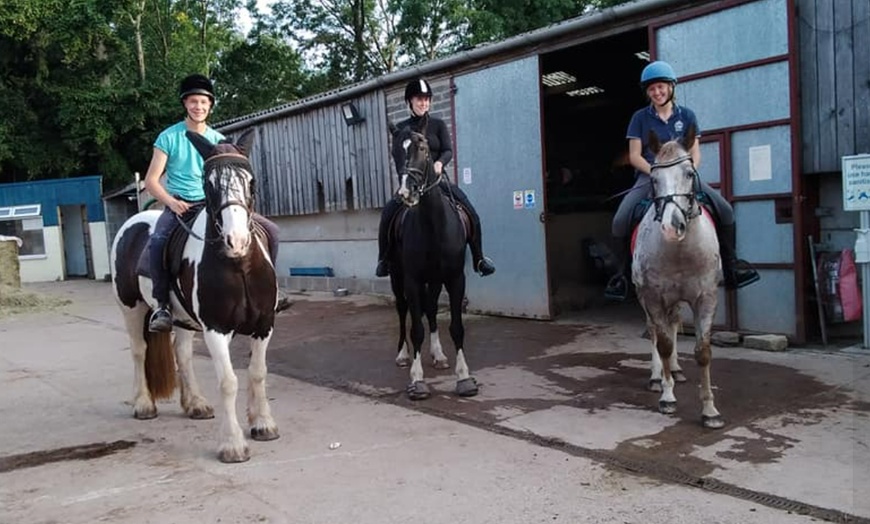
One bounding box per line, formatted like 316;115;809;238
611;174;734;238
149;201;280;303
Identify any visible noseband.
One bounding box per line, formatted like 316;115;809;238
650;154;701;223
403;138;442;199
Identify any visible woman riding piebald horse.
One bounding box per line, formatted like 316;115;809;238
375;78;495;279
605;61;760;300
144;74;287;332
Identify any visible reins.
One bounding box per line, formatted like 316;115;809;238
649;154;701;222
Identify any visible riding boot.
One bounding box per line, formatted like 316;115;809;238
149;303;173;333
604;238;630;301
376;200;398;277
718;223;760;289
469;218;495;276
148;233;173;332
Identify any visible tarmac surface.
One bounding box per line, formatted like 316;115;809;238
1;280;869;524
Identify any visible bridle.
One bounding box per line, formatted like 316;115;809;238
402;134;443;200
179;152;255;243
649;153;701;223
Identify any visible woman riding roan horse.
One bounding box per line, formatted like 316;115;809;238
632;125;725;429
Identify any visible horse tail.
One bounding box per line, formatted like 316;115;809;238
143;327;177;401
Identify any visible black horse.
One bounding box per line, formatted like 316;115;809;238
388;117;479;400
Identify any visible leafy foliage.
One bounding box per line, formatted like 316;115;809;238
0;0;631;190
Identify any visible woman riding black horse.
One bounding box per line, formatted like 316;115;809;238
375;78;495;278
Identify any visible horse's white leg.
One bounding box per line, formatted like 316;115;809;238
647;316;663;393
174;329;213;419
122;303;157;419
248;333;279;441
202;330;249;463
670;342;686;383
445;274;477;397
425;286;448;369
694;296;724;429
429;329;448;369
657;321;678;414
405;282;430;400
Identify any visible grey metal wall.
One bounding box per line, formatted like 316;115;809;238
658;0;798;336
798;0;870;173
243;91;394;217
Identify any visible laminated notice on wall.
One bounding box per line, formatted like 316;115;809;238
463;167;472;185
749;145;772;181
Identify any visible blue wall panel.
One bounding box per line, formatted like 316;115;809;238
737;269;795;334
735;200;793;263
699;141;721;186
657;0;788;77
730;125;793;197
678;62;791;131
0;176;105;226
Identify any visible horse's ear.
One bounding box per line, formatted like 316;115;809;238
186;131;214;160
648;131;661;156
235;128;256;157
681;124;697;152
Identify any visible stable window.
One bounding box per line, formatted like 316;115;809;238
0;204;46;257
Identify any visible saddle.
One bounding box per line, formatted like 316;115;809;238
388;191;473;248
629;193;719;254
135;206;204;281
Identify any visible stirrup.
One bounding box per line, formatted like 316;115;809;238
148;306;173;333
475;256;495;276
604;275;628;301
375;259;390;277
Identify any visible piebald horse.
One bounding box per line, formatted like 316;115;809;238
389;117;478;400
632;126;725;429
111;129;281;462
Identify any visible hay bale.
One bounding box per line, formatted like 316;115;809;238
0;238;21;289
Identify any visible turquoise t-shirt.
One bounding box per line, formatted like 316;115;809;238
154;121;225;201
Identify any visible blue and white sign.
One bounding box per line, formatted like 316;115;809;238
523;190;536;209
843;154;870;211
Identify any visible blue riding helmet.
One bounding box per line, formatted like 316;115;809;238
640;61;678;88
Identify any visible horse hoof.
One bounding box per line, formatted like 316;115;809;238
702;414;725;429
672;371;687;383
189;406;215;420
406;380;430;401
433;358;450;370
658;400;677;414
648;379;662;393
218;446;251;463
251;426;280;441
455;377;479;397
134;407;157;420
395;357;411;368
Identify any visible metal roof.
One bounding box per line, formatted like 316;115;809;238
216;0;695;133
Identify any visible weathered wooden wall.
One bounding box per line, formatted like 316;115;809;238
798;0;870;173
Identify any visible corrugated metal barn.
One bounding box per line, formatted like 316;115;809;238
216;0;869;344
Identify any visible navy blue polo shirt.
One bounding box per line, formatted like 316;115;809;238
626;104;701;166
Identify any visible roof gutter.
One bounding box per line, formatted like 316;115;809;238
217;0;694;133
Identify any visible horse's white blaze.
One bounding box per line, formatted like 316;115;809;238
221;205;251;258
203;329;248;459
429;329;446;364
398;174;411;200
410;353;424;383
455;349;470;381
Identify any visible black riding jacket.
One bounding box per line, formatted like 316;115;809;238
391;114;453;173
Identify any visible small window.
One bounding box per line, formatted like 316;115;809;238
0;204;46;256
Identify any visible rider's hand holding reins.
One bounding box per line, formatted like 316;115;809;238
169;198;190;216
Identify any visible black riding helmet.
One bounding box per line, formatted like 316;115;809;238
179;74;215;104
404;78;433;103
